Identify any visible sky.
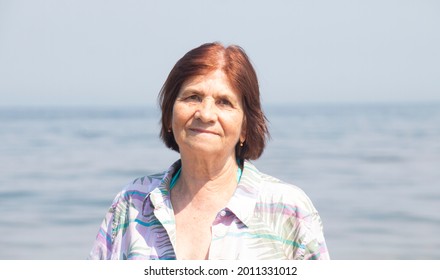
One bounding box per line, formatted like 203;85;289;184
0;0;439;107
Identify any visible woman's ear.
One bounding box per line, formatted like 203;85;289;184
240;116;247;143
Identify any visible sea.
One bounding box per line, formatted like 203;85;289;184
0;102;439;260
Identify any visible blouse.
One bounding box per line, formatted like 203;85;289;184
88;160;330;260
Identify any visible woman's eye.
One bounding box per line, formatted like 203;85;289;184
186;95;201;101
219;99;232;106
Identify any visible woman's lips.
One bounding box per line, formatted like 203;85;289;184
189;128;218;135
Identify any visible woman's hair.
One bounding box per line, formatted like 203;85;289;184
158;42;269;160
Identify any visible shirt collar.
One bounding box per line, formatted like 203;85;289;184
145;159;261;227
143;160;181;215
226;160;261;227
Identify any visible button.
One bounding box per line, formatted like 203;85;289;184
220;210;227;217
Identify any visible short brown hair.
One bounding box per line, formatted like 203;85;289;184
158;42;270;160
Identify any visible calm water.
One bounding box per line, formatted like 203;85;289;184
1;103;439;260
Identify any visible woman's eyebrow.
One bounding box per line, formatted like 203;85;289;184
179;88;203;96
216;92;239;101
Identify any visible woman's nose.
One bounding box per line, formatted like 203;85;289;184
195;99;217;123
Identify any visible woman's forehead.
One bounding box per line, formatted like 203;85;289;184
180;70;237;95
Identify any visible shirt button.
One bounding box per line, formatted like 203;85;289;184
220;210;226;217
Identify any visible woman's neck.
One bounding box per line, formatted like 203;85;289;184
171;154;239;211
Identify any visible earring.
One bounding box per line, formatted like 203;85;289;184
240;141;244;147
167;128;171;133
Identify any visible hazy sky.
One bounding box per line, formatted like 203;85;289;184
0;0;439;107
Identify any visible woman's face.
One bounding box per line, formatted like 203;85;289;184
172;70;246;159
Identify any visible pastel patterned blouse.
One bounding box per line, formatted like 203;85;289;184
88;160;330;260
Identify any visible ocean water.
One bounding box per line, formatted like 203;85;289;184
0;102;439;260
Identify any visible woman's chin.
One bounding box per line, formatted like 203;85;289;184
179;142;232;158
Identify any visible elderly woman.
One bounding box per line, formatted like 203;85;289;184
88;42;329;260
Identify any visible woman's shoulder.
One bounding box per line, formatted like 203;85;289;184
259;172;305;193
116;161;180;207
260;173;314;204
243;161;318;215
107;171;165;209
127;171;167;193
117;160;180;199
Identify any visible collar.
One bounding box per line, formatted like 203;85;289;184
143;160;181;215
225;160;261;227
145;159;261;227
